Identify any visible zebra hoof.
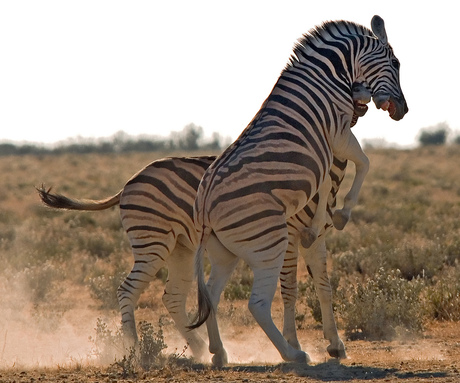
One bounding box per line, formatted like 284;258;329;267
327;344;347;359
332;210;349;230
293;350;311;364
300;228;317;248
211;350;228;368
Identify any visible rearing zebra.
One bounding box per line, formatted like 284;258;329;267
190;16;408;364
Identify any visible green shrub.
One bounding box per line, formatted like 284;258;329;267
224;264;253;301
137;320;167;370
427;266;460;321
90;318;167;376
338;268;425;340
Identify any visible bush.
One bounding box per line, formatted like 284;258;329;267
90;318;167;374
224;263;253;301
338;268;425;340
427;266;460;321
137;320;167;370
89;318;125;365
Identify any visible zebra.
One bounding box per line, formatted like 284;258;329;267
37;79;371;364
37;154;348;362
190;15;408;365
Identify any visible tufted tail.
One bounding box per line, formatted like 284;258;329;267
36;185;122;211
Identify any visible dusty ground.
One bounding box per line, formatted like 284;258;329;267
1;321;459;382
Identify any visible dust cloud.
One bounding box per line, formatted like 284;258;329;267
0;275;111;368
0;266;326;368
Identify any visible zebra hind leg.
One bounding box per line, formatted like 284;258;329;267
117;254;167;350
280;229;301;350
205;233;241;367
302;238;346;359
162;246;208;361
249;265;310;363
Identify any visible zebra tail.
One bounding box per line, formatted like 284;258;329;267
36;185;122;211
188;225;214;330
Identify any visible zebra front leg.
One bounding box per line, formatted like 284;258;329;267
205;233;240;367
162;249;208;361
301;175;332;248
302;238;346;359
333;133;369;230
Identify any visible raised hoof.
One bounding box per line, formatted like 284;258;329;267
327;344;347;359
300;228;317;249
211;350;228;368
332;210;349;231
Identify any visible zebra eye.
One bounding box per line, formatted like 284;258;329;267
391;58;400;69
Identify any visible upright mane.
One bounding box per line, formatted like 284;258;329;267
286;20;374;69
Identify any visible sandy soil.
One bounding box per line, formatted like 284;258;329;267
1;321;459;382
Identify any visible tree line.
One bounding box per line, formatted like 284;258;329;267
0;124;230;156
1;122;458;156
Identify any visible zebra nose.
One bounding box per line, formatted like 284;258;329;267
372;93;390;110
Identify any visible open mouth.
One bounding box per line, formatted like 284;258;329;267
379;99;397;118
353;100;369;117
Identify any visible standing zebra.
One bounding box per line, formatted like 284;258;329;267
190;16;408;365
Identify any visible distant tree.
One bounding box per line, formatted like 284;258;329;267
172;123;204;151
0;143;18;155
418;122;450;146
201;131;230;151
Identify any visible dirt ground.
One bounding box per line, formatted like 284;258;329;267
1;321;459;383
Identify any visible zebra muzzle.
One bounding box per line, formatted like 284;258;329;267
373;93;407;121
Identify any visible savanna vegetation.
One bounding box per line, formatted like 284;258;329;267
1;145;459;381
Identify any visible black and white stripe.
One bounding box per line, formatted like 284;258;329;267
38;152;350;362
191;16;408;365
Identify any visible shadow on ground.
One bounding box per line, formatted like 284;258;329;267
218;361;449;381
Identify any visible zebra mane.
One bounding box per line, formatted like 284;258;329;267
286;19;374;69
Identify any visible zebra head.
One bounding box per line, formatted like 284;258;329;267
361;15;408;121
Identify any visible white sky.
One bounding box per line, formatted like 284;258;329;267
0;1;458;147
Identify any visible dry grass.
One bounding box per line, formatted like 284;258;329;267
0;146;459;370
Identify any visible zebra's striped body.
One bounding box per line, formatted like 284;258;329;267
191;16;408;364
39;156;215;359
38;79;372;363
37;154;347;361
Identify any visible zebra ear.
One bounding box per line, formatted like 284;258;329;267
371;15;388;45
